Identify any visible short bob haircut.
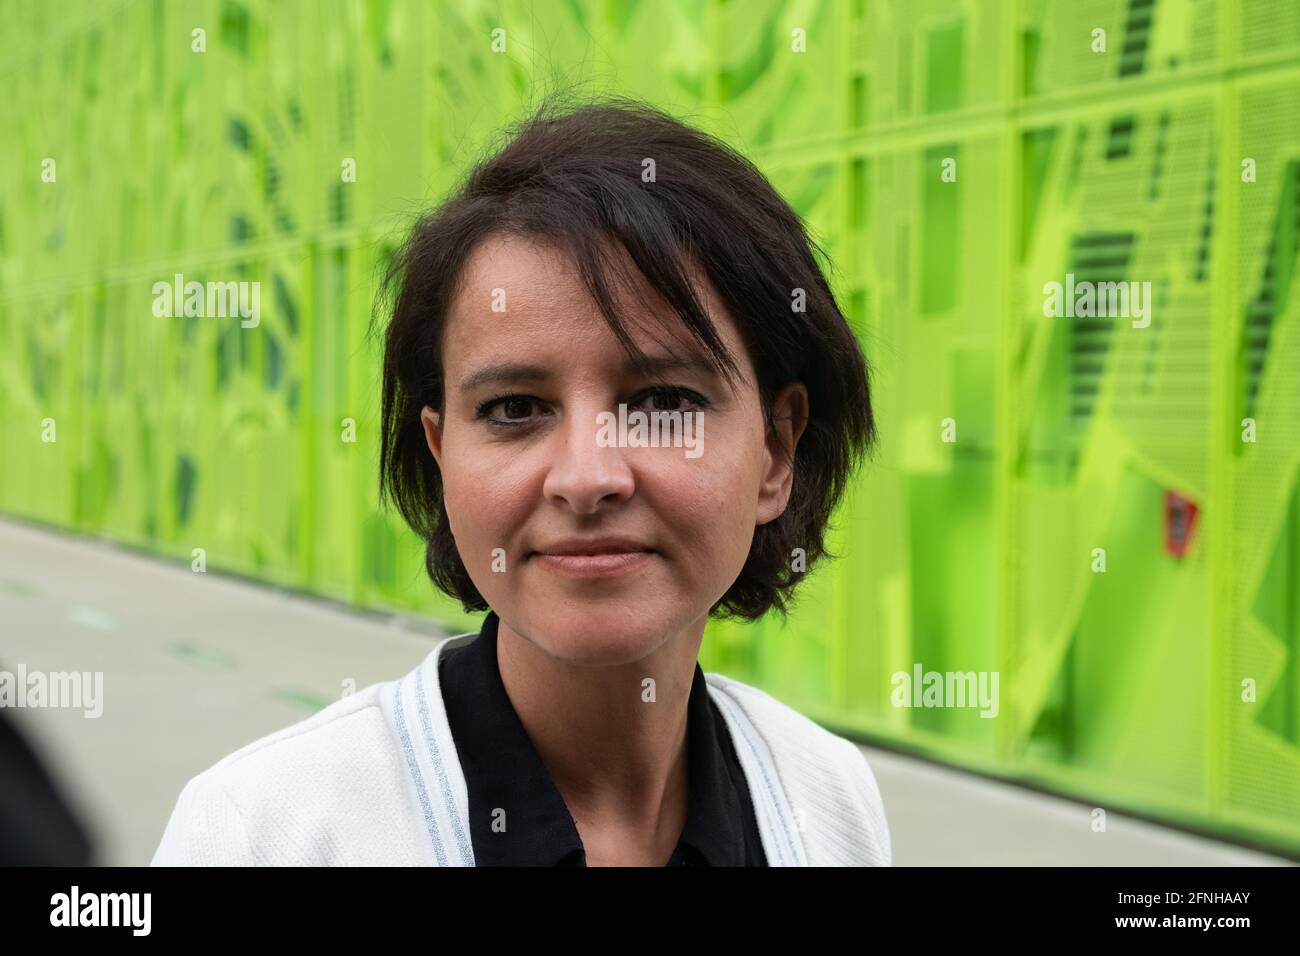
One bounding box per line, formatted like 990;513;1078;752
376;93;875;622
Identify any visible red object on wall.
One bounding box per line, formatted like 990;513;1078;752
1164;491;1199;558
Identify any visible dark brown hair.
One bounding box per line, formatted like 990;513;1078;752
375;92;876;621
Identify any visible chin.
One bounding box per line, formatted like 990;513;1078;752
506;599;695;667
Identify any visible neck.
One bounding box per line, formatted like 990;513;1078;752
494;612;706;837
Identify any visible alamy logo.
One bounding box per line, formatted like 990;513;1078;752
890;664;999;718
152;273;261;328
595;404;704;459
1042;273;1151;328
50;886;151;936
0;665;102;718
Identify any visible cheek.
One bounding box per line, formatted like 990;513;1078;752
440;444;533;555
648;437;763;559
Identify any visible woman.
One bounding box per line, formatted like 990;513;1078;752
152;95;890;867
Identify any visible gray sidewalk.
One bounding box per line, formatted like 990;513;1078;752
0;517;1290;866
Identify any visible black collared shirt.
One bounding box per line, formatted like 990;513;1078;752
439;610;767;866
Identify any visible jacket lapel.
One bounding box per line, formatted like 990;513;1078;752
706;675;808;866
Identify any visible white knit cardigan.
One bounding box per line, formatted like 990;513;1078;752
152;630;892;866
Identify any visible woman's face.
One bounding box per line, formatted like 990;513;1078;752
422;233;807;666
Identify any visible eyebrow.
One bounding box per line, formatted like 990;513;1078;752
457;353;718;392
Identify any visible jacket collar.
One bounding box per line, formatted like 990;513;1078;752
382;619;806;866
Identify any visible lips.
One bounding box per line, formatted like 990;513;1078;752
529;538;656;579
533;537;655;557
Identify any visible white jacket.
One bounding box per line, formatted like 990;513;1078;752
152;629;892;866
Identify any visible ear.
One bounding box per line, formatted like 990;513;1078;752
756;382;809;526
420;406;444;468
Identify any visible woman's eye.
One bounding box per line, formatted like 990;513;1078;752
500;397;533;419
475;387;707;429
634;387;707;413
477;395;542;426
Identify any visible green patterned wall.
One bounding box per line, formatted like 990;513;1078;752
2;0;1299;854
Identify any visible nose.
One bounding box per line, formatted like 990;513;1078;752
541;403;635;514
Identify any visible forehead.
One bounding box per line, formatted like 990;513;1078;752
443;232;749;378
